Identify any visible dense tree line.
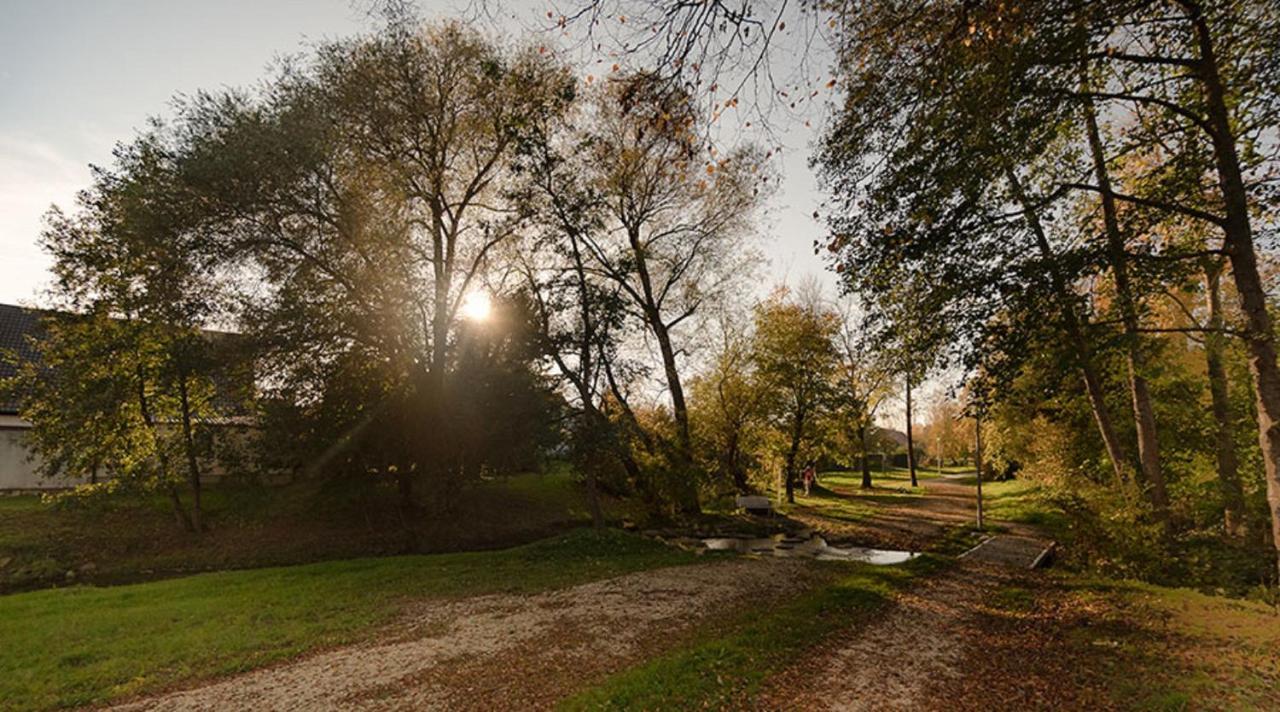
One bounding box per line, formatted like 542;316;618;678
4;21;781;528
815;0;1280;584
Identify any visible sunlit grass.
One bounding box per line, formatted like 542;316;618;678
1055;574;1280;710
0;529;693;711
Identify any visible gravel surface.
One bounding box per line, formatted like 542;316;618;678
756;562;1016;711
108;558;826;711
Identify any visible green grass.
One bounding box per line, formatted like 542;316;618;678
561;555;949;710
0;467;609;593
1054;574;1280;710
0;528;694;711
779;468;926;523
962;478;1068;531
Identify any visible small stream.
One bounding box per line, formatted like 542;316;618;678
700;533;918;564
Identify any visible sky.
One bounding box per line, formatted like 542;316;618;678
0;0;938;422
0;0;834;308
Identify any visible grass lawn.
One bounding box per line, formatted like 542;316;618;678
956;476;1069;532
0;528;695;711
776;467;932;528
562;555;950;709
984;572;1280;710
0;466;609;593
1114;582;1280;707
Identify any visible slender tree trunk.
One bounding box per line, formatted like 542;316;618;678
1008;169;1132;484
1203;260;1246;536
627;225;700;514
784;414;803;504
1184;3;1280;569
650;318;700;514
583;450;605;530
905;377;918;487
859;422;873;489
167;486;193;532
176;371;204;534
974;415;985;531
579;406;607;529
1081;89;1169;516
726;430;751;495
136;360;191;532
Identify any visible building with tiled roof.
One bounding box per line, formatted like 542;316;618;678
0;303;252;490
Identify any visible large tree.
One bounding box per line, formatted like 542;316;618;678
12;133;235;531
752;288;840;503
178;22;573;511
566;74;767;513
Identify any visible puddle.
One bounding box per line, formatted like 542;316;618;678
701;534;917;565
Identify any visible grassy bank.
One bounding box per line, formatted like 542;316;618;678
563;555;949;709
0;528;692;711
0;466;608;593
977;571;1280;710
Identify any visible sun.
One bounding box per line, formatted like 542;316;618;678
460;291;492;321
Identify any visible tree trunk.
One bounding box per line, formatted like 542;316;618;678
581;407;607;529
176;371;204;534
974;415;985;531
1185;3;1280;569
584;461;605;530
905;377;918;487
784;414;803;504
726;430;752;495
167;485;193;532
1081;89;1169;516
627;224;699;514
650;317;701;514
136;360;191;532
1008;169;1133;484
859;422;873;489
1203;260;1246;536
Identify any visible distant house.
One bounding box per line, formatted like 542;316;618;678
0;305;69;490
0;303;253;491
877;427;910;450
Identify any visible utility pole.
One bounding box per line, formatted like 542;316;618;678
974;414;985;531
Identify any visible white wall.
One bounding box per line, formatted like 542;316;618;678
0;416;88;490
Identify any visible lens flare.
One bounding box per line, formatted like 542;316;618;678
460;292;492;321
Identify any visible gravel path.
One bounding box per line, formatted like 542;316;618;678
109;558;826;712
756;561;1017;711
794;479;1043;551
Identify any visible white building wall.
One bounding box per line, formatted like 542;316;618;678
0;416;89;490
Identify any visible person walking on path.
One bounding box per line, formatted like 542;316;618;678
802;463;817;496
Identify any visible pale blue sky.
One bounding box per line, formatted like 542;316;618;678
0;0;831;306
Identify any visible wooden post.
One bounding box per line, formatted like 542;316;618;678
974;415;985;531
